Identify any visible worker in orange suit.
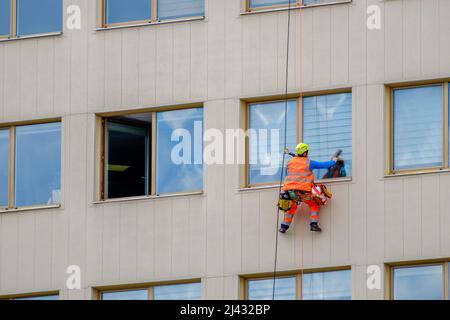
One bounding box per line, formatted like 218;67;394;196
279;143;337;233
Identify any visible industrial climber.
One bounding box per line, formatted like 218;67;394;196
278;143;337;233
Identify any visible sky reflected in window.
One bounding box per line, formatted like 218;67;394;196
0;0;10;36
247;277;296;300
16;0;62;36
248;100;297;185
249;0;296;8
157;0;204;20
105;0;151;24
302;270;351;300
156;108;203;195
14;123;61;207
0;129;8;207
393;265;443;300
102;289;148;300
154;283;201;300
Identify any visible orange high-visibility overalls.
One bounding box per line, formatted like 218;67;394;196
281;157;320;228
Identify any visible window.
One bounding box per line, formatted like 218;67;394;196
101;0;205;27
247;277;296;300
99;282;201;300
0;0;11;37
245;269;351;300
14;294;59;300
245;92;352;187
1;0;62;38
99;107;203;200
387;83;449;174
0;122;61;210
243;0;350;12
302;269;351;300
247;100;297;186
303;93;352;179
0;129;9;208
391;264;447;300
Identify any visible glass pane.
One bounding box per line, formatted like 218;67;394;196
154;283;201;300
302;270;352;300
248;100;297;185
107;121;148;199
105;0;151;24
393;265;443;300
15;123;61;207
17;0;62;36
156;108;203;195
393;85;443;171
158;0;204;20
303;0;347;5
0;129;9;207
303;93;352;179
15;295;59;300
249;0;296;9
247;277;296;300
102;289;148;300
0;0;10;36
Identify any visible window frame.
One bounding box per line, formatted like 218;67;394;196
242;267;352;300
0;291;60;300
387;261;449;300
0;0;63;40
96;105;204;201
385;82;450;176
98;0;206;29
95;279;202;300
0;118;62;212
242;89;353;189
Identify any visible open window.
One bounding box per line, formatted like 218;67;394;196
98;107;203;200
242;0;351;12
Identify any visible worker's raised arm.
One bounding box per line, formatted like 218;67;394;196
309;160;336;171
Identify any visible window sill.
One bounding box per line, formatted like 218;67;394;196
0;32;63;42
240;1;352;16
239;177;352;192
95;16;205;32
384;169;450;179
0;204;61;214
93;191;204;205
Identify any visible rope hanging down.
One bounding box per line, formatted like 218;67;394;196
272;0;293;300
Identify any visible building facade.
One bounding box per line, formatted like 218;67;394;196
0;0;449;300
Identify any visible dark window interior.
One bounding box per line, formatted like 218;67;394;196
105;113;151;199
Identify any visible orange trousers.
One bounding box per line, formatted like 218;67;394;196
282;199;320;228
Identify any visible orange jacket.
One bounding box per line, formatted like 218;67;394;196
282;157;314;192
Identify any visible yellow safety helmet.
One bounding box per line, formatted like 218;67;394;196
295;143;309;155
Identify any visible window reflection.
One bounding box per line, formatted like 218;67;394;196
393;265;443;300
0;0;10;36
393;85;443;171
14;123;61;207
302;270;351;300
0;129;9;207
105;0;151;25
153;283;201;300
15;295;59;300
157;0;204;21
249;0;296;9
247;277;296;300
248;100;297;185
156;108;203;195
17;0;62;36
303;93;352;179
102;289;148;300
